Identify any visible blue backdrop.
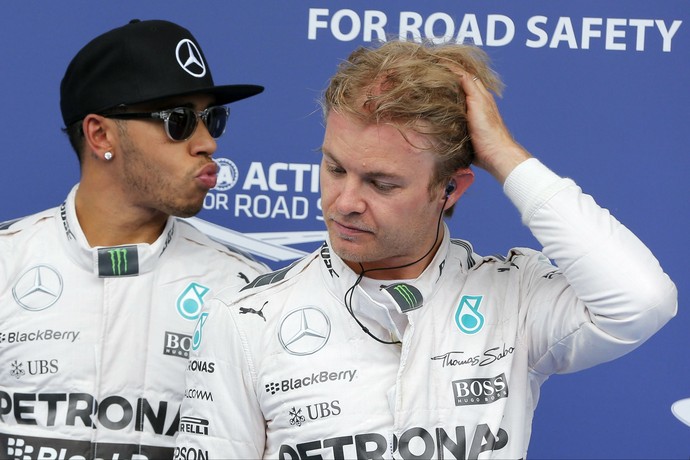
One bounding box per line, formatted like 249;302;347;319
1;1;688;458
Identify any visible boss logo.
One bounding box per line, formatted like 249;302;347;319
164;331;192;359
452;373;508;406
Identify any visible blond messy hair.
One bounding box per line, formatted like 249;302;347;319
322;40;503;190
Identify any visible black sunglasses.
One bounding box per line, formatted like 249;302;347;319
104;105;229;141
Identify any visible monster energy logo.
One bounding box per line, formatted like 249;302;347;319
109;248;129;275
394;285;417;308
97;245;139;277
384;283;423;313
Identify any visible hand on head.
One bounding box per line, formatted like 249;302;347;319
458;71;532;183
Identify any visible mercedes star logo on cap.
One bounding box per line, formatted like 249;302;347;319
176;39;206;78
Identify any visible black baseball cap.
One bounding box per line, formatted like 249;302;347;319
60;19;263;126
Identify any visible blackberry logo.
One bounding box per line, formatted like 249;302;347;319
6;437;34;460
265;382;281;395
0;329;80;344
1;433;176;458
265;369;357;396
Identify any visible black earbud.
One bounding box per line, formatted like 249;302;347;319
444;180;457;198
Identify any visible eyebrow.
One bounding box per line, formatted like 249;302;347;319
321;149;403;182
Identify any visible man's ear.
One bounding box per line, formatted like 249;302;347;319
82;114;114;155
443;167;474;209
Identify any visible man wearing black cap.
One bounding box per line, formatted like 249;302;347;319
0;19;267;457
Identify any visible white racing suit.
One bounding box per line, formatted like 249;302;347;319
175;159;677;459
0;185;268;459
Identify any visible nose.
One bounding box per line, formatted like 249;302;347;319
190;121;217;157
334;179;366;215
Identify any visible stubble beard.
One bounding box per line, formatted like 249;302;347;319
119;135;204;218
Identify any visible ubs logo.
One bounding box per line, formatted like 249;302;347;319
9;359;59;379
289;400;342;426
278;307;331;356
12;265;63;311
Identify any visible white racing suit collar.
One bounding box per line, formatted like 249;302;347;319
319;223;470;316
57;184;176;277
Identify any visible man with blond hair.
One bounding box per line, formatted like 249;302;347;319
176;40;676;459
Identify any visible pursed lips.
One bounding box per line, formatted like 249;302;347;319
196;163;219;189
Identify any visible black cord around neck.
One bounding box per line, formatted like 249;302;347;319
343;195;448;345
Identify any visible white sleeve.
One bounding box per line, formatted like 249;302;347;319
504;158;678;374
174;297;265;459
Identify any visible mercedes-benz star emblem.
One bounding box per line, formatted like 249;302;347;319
278;307;331;356
12;265;63;311
176;39;206;78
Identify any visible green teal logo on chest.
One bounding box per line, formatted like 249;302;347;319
455;295;485;334
176;282;210;320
